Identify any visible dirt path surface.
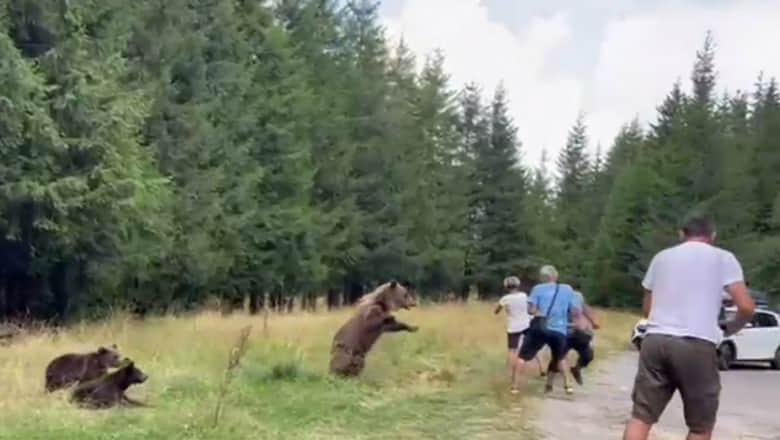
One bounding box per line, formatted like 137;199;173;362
533;351;780;440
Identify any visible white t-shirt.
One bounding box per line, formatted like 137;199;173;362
499;291;531;333
642;241;744;344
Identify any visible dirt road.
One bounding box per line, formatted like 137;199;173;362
533;351;780;440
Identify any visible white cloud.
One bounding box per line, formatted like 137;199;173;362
383;0;780;168
383;0;582;166
589;0;780;152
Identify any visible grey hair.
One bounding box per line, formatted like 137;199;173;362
503;276;521;289
539;265;559;282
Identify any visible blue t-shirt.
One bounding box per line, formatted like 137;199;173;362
529;283;581;335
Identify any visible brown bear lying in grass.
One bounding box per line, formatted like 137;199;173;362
45;345;122;392
330;281;418;377
70;359;148;409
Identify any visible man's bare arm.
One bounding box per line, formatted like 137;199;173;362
642;290;652;318
494;304;503;315
722;281;755;336
570;306;583;321
583;304;600;329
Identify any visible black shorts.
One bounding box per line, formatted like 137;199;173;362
507;330;527;350
548;329;594;372
518;329;567;363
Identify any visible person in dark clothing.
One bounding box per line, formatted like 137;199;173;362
546;287;600;385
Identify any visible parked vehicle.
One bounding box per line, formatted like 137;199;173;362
717;307;780;370
631;306;780;371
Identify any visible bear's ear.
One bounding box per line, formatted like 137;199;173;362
110;344;117;350
389;280;398;289
97;347;108;355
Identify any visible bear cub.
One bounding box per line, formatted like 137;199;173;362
45;345;122;392
70;359;148;409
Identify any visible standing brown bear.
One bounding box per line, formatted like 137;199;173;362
70;359;148;408
329;281;418;377
45;345;122;392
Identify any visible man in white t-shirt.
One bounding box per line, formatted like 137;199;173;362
623;215;755;440
494;276;543;382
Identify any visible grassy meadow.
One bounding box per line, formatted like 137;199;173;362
0;302;637;440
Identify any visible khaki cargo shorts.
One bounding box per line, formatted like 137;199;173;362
631;334;722;434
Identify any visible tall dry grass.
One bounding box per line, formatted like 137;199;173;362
0;302;636;440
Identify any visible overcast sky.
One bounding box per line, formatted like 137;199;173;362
380;0;780;167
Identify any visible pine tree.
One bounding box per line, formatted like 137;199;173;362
692;32;716;108
554;114;592;283
467;85;532;296
651;81;685;140
458;83;490;293
686;33;722;202
408;51;468;293
556;114;591;203
525;150;560;284
1;1;173;319
738;77;780;293
274;0;360;306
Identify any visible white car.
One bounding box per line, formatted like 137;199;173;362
631;307;780;370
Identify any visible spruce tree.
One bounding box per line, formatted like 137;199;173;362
554;114;592;284
467;85;532;295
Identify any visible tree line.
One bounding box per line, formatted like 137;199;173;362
1;0;778;322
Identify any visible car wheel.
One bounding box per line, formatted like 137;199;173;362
718;343;734;371
771;347;780;370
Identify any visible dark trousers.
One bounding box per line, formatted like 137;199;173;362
548;329;594;372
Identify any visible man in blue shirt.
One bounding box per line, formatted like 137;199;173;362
512;265;581;395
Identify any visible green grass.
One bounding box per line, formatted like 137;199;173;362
0;303;635;440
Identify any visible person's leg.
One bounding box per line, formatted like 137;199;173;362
544;362;556;392
556;334;572;393
544;331;571;393
570;331;593;385
544;354;560;391
506;332;521;383
525;330;546;376
623;334;675;440
536;354;546;376
623;419;652;440
507;350;517;382
672;337;721;440
513;332;544;393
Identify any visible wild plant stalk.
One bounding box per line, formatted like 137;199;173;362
263;306;269;337
212;325;252;428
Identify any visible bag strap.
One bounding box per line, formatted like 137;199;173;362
544;283;561;317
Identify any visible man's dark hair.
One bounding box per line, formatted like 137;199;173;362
681;214;715;238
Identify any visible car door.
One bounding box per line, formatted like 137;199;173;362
731;314;765;360
752;311;780;360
